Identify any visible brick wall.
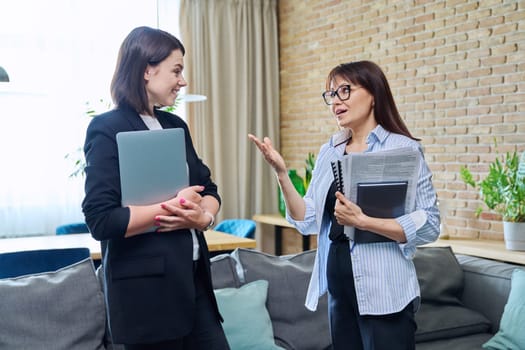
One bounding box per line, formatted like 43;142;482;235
278;0;525;241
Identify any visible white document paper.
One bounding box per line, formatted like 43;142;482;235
340;147;421;239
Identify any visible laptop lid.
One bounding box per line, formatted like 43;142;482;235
116;128;188;207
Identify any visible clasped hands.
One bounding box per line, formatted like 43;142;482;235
154;185;210;232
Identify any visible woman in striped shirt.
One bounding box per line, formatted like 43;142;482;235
249;60;440;350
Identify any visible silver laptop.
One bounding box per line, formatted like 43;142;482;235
116;128;188;207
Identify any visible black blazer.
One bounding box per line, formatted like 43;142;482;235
82;105;221;344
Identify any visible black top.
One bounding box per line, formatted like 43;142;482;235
325;180;347;242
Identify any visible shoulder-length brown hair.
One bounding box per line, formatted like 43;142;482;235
325;60;419;141
110;26;185;114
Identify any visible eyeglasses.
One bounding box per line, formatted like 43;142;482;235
322;85;353;105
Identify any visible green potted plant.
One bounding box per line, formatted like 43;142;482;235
460;149;525;250
304;152;315;189
65;99;113;178
277;152;315;217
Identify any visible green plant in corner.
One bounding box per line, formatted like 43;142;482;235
460;149;525;223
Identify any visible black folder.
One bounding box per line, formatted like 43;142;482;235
354;181;408;243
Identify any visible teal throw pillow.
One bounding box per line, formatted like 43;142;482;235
214;279;284;350
483;268;525;350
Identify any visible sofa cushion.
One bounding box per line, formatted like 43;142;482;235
482;268;525;350
214;280;284;350
210;253;241;289
233;248;331;350
415;303;491;342
416;332;493;350
0;258;106;350
456;254;516;333
414;246;464;305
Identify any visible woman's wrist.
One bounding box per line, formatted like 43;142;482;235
276;170;289;182
202;211;215;231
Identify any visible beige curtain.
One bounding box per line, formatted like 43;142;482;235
180;0;279;221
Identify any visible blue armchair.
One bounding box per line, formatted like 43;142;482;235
0;247;91;278
55;222;89;235
214;219;256;239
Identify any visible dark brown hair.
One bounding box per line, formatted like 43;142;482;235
326;60;419;141
110;26;185;114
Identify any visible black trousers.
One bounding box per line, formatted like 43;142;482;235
124;259;230;350
327;240;416;350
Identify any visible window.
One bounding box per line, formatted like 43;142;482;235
0;0;181;236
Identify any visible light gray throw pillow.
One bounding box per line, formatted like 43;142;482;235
0;258;106;350
233;248;331;350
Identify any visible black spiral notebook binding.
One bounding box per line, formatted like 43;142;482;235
330;160;344;194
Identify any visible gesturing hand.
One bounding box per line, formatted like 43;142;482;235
248;134;287;174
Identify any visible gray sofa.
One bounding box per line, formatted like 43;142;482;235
0;246;521;349
209;246;523;350
413;248;519;349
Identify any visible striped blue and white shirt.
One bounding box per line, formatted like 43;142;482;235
287;124;440;314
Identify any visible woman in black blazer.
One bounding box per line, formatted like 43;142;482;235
82;26;230;350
